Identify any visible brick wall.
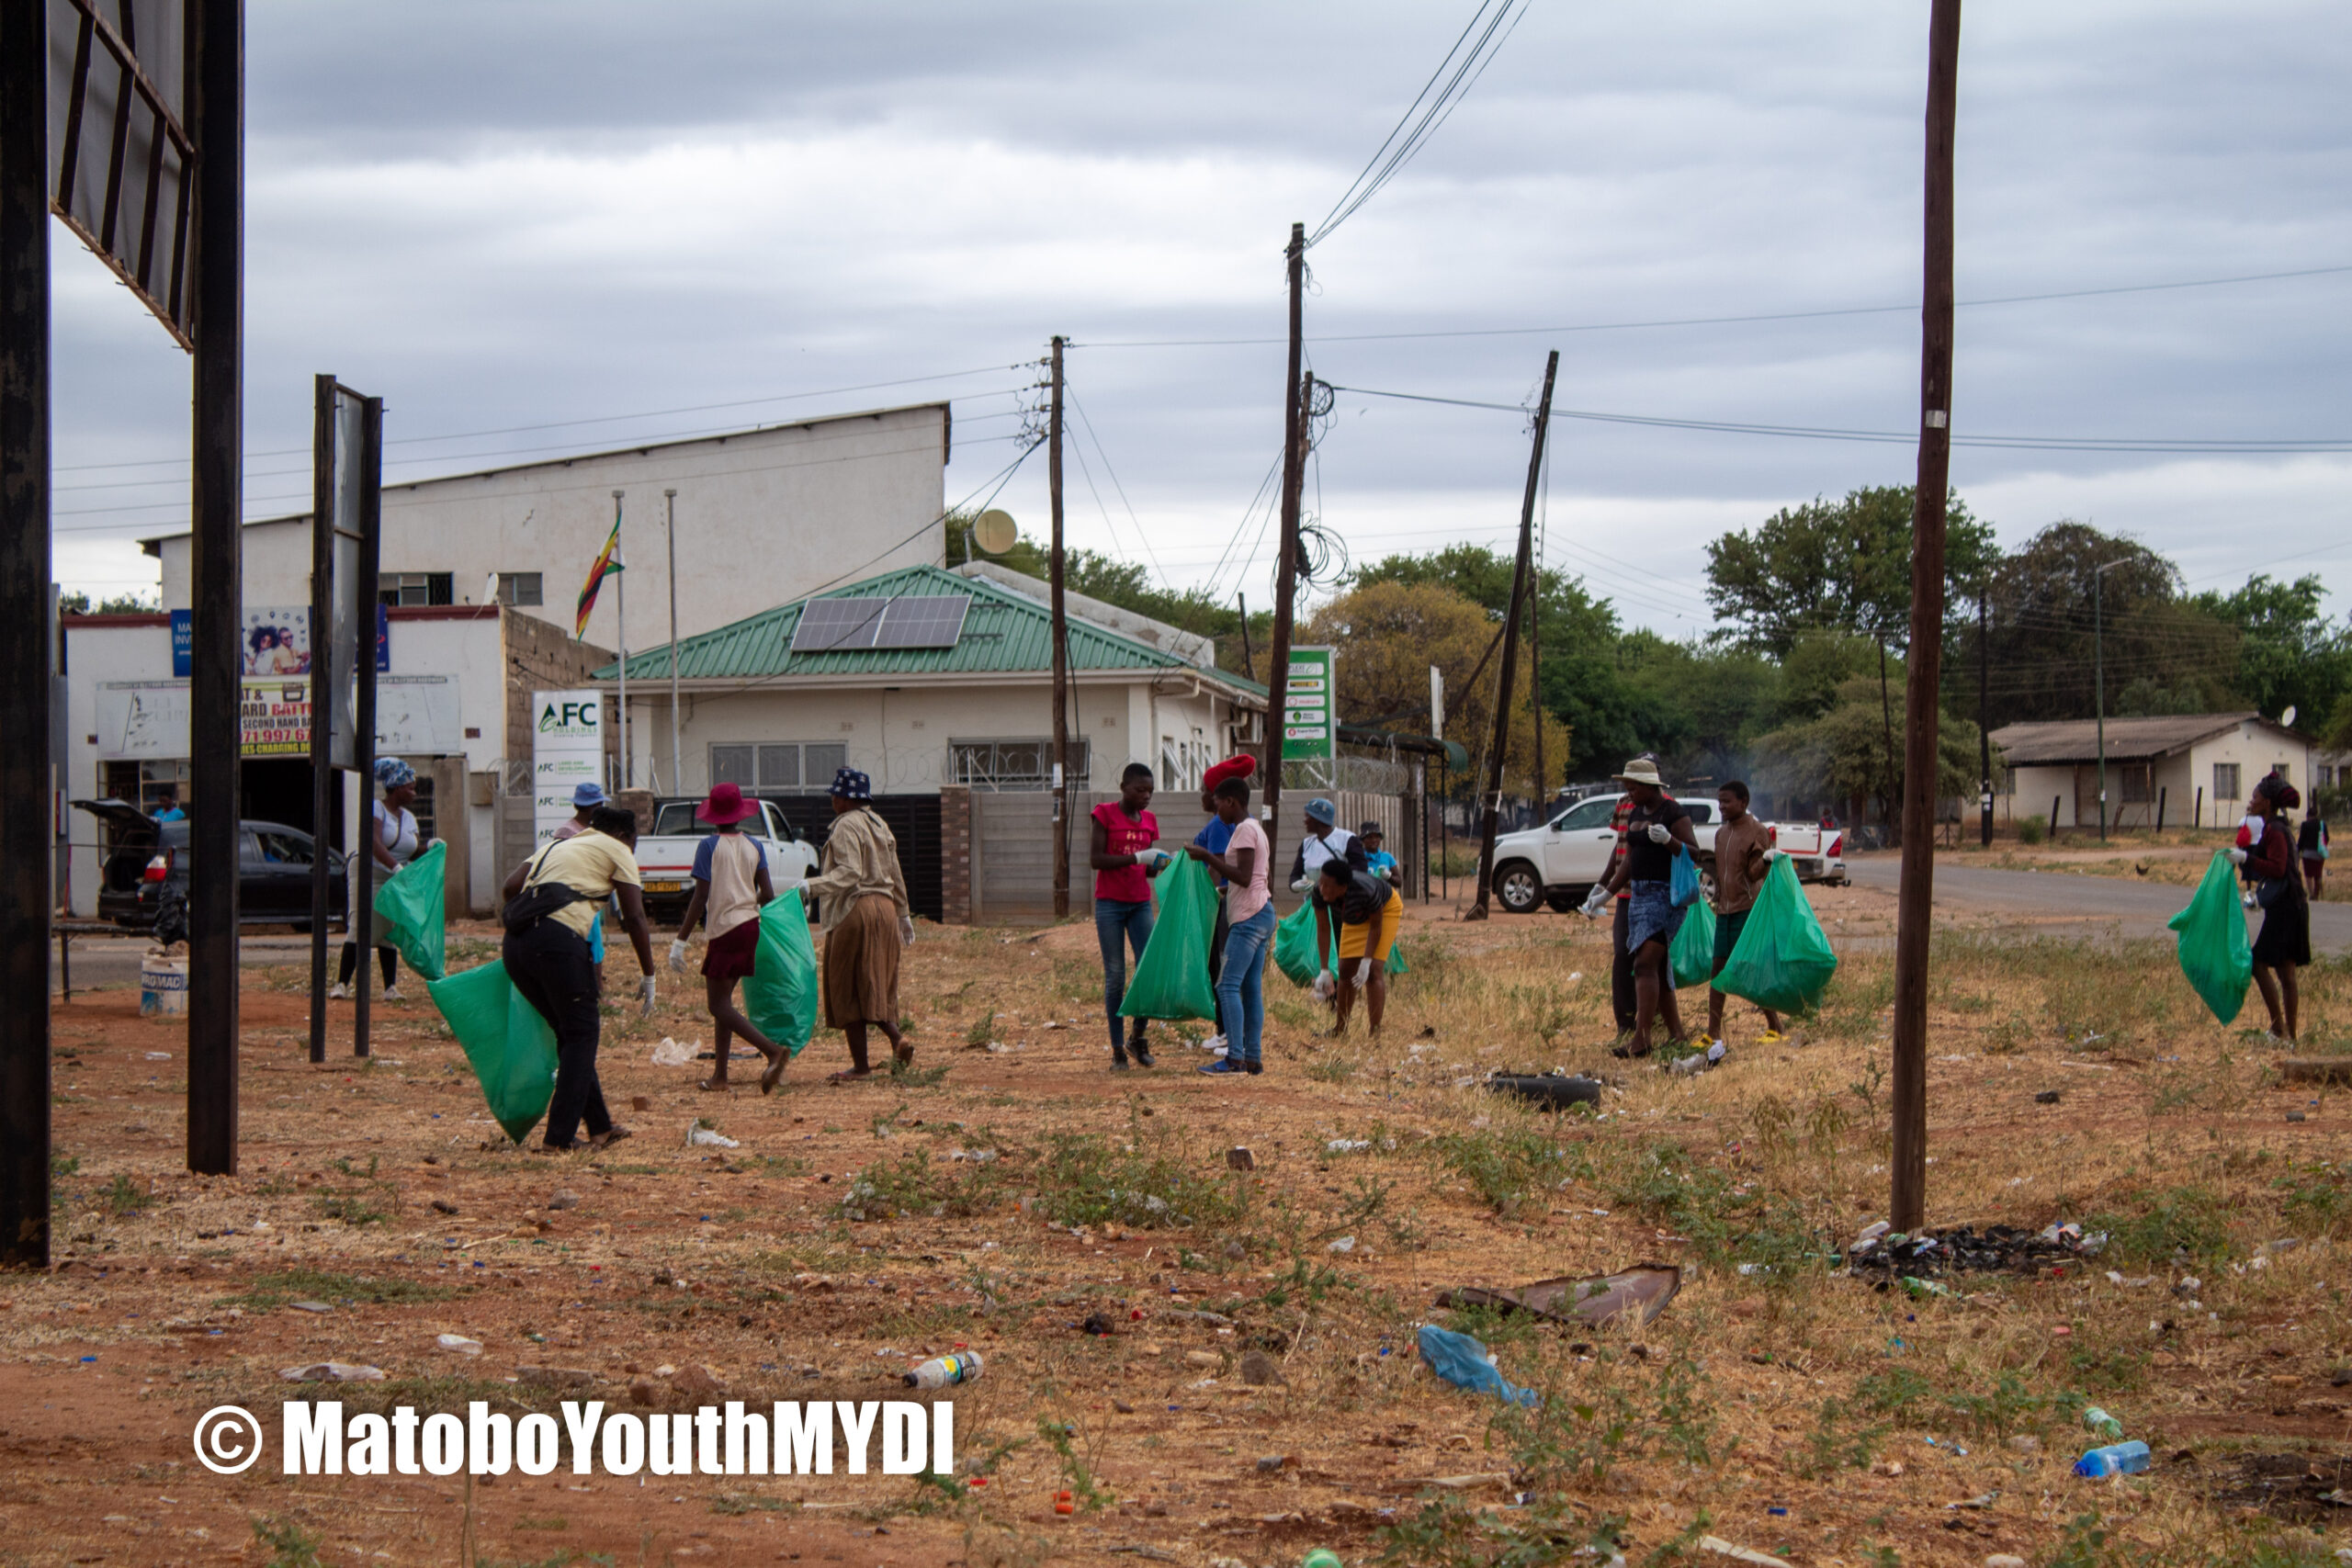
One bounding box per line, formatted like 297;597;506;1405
502;609;616;767
939;784;972;924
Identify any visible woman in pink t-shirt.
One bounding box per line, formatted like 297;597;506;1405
1089;763;1165;1068
1186;773;1271;1076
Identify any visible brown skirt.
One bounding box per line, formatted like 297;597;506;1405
821;893;901;1028
700;916;761;981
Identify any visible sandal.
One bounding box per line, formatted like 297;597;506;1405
588;1126;633;1151
827;1067;875;1084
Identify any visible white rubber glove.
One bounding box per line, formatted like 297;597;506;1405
667;938;690;973
899;916;916;947
1759;847;1781;863
1579;884;1610;918
637;974;657;1018
1310;969;1337;1001
1291;877;1310;894
2227;847;2248;866
1645;822;1673;844
1346;958;1374;988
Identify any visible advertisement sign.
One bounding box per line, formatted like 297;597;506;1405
239;677;313;757
242;606;312;677
1281;646;1337;762
533;690;605;846
97;674;458;761
170;610;192;677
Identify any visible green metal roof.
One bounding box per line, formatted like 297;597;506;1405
597;564;1267;696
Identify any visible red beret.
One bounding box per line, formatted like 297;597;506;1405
1202;754;1258;791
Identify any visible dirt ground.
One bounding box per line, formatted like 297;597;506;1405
12;885;2352;1568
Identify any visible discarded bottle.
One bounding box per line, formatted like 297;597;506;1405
1900;1276;1955;1301
2081;1406;2123;1440
2073;1440;2150;1478
1302;1552;1344;1568
905;1350;985;1390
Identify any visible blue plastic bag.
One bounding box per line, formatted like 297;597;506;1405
1417;1324;1540;1408
1669;842;1702;909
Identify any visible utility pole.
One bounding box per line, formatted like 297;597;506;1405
2093;559;2117;841
612;491;628;792
1260;223;1307;873
1530;447;1547;802
1048;336;1071;920
1890;0;1962;1235
1468;351;1559;919
665;488;681;795
1237;592;1252;681
1978;589;1993;846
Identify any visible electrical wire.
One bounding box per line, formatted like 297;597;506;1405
1068;388;1171;590
1074;262;2352;350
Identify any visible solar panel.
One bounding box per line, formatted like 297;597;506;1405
790;597;887;653
873;595;972;649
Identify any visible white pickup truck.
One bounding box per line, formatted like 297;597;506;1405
633;796;823;926
1487;790;1847;915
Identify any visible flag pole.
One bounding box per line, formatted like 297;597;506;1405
612;490;627;793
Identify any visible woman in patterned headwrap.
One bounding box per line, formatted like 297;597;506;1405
797;768;914;1080
331;757;422;1002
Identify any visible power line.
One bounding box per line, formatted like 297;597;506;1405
1067;389;1172;590
1306;0;1529;249
1075;261;2352;349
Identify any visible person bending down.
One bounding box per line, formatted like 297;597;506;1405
1318;858;1400;1039
669;782;789;1094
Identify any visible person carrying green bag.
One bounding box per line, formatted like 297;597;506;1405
1713;853;1838;1018
1185;773;1272;1075
666;783;793;1093
1702;781;1783;1050
2169;847;2254;1027
1580;758;1701;1057
332;758;422;1002
427;959;559;1143
371;839;447;983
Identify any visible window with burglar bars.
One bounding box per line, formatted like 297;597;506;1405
2214;762;2241;806
379;571;454;606
710;741;849;794
494;572;543;606
952;739;1090;792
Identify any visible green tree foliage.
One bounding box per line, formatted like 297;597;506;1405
945;512;1261;671
2188;572;2352;728
1704;485;1995;655
57;589;160;615
1751;673;1984;823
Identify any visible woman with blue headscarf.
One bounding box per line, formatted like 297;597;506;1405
332;758;422;1002
796;768;914;1080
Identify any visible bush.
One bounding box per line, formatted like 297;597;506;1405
2019;814;2049;845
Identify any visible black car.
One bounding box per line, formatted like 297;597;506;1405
74;799;350;931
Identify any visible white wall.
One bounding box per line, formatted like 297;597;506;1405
1993;718;2312;830
153;404;951;646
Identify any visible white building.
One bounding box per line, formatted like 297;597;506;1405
141;403;953;650
1990;712;2312;831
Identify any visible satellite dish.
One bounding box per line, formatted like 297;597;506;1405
972;509;1018;556
2282;705;2299;728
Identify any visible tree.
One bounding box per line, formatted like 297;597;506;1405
57;588;158;615
1704;485;1994;656
944;511;1252;666
1751;674;1984;825
1957;521;2239;730
1295;581;1569;798
2188;573;2352;728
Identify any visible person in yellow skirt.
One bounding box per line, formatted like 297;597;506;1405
1316;857;1400;1040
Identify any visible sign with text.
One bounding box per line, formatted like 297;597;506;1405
1281;646;1336;762
533;690;605;846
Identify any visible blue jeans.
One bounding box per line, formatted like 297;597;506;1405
1095;897;1156;1050
1216;902;1275;1066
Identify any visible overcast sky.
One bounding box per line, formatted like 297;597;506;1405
50;1;2352;637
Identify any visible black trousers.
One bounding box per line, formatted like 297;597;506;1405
503;919;610;1148
1611;897;1637;1033
1207;887;1230;987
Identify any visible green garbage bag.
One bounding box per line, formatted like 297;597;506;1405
1669;897;1717;990
427;960;558;1144
1713;857;1838;1016
371;840;447;981
1273;897;1410;987
2167;850;2252;1025
1117;854;1219;1021
742;893;820;1057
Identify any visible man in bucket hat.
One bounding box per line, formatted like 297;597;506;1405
1582;756;1700;1056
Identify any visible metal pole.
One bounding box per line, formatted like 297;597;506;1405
0;0;55;1261
1261;223;1308;875
665;488;680;796
1469;351;1559;920
1890;0;1962;1235
187;0;246;1175
1048;337;1070;920
307;375;334;1063
2095;562;2107;840
352;397;381;1058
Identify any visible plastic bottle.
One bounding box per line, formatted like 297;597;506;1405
1302;1552;1344;1568
2081;1406;2123;1440
905;1350;985;1391
2072;1440;2150;1478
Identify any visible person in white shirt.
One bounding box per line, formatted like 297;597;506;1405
331;758;422;1002
668;783;787;1093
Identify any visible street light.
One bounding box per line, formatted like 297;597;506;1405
2091;558;2127;840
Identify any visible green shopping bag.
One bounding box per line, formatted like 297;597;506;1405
371;840;447;981
1712;858;1838;1015
742;893;820;1057
1669;898;1717;990
2167;851;2252;1025
1117;855;1219;1021
427;960;558;1143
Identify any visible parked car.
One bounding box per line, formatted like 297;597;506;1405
73;798;350;930
1485;790;1846;916
633;796;822;925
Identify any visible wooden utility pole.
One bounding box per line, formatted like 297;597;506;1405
1467;351;1559;919
187;0;246;1173
1260;223;1307;868
1529;479;1546;799
1891;0;1962;1234
1048;335;1071;919
1237;592;1253;680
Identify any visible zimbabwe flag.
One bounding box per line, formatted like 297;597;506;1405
574;509;625;638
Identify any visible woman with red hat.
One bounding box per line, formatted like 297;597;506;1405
669;782;789;1092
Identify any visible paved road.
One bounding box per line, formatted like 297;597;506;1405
54;932;318;993
1844;854;2352;953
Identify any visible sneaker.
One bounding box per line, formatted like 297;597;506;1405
1242;1060;1262;1075
327;983;348;1000
381;987;404;1004
1198;1057;1248;1076
1202;1033;1228;1055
